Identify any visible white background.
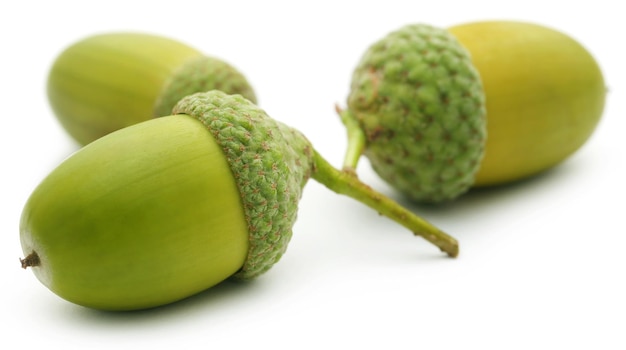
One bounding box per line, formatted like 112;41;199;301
2;1;624;349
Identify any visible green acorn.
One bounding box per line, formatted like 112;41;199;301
338;24;486;203
47;32;256;145
20;91;458;311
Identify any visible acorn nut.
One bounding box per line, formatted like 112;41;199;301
20;91;459;311
338;21;606;201
448;21;606;187
47;32;256;145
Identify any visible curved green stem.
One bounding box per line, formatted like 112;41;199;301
311;149;459;258
336;105;366;173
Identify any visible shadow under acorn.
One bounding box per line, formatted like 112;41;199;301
384;158;584;230
59;275;268;324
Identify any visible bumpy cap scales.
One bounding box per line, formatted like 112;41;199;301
173;91;313;279
155;56;257;118
347;24;486;203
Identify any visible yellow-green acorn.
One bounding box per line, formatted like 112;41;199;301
20;91;459;311
448;21;606;187
47;32;256;145
338;21;606;201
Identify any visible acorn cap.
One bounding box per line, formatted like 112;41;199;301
347;24;486;203
173;91;314;279
154;56;257;118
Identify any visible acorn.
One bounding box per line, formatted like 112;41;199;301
338;21;606;201
20;90;458;311
47;32;256;145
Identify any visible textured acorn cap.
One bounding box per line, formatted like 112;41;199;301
347;24;486;203
173;91;314;279
154;56;257;118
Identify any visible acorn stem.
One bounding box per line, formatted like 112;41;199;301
336;105;366;173
310;150;459;257
20;252;40;269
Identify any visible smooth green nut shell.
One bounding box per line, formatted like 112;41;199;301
20;91;313;310
347;24;486;203
47;32;256;145
20;114;249;311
